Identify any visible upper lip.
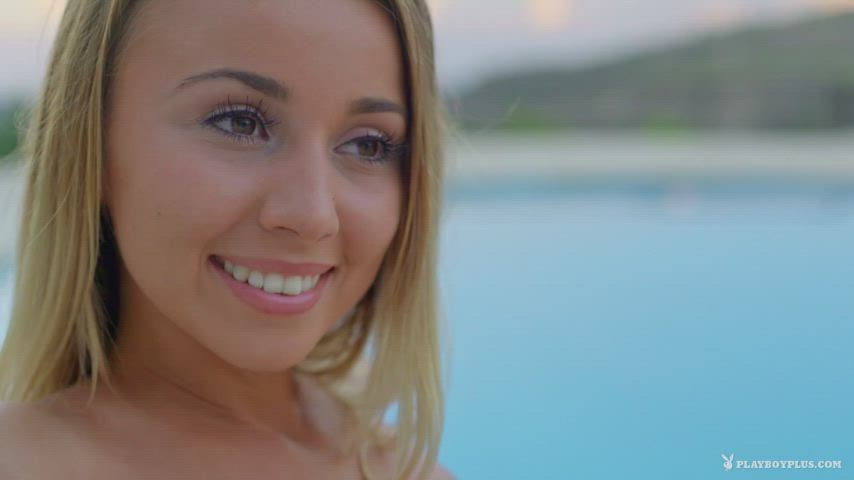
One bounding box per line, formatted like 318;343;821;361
214;255;335;276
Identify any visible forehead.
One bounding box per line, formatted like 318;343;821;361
118;0;405;106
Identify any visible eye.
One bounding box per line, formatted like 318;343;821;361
354;137;384;158
226;116;259;136
336;129;407;164
201;98;278;145
208;110;268;142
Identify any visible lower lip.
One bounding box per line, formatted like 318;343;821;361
209;257;332;316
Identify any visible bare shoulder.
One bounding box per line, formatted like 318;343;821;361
0;392;104;478
427;463;457;480
370;453;456;480
0;401;64;478
369;424;457;480
359;430;455;480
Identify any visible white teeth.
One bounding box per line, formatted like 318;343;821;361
282;276;302;295
248;271;264;289
222;259;323;296
263;273;285;294
232;265;250;282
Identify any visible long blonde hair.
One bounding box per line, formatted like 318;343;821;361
0;1;446;479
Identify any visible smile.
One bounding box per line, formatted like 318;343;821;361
223;259;321;296
210;256;333;316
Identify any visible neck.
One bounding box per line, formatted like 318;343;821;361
105;284;316;444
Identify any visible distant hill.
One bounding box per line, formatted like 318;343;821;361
0;99;25;162
451;12;854;131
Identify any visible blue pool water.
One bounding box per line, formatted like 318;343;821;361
1;187;852;479
436;188;852;479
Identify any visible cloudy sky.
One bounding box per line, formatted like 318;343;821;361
1;0;852;96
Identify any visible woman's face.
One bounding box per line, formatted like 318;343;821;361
105;0;405;371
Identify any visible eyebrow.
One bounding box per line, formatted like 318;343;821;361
178;68;289;100
176;68;407;118
348;97;407;117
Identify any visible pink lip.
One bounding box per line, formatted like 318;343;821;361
214;255;334;276
209;257;332;316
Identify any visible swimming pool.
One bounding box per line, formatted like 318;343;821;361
438;188;853;479
1;186;852;479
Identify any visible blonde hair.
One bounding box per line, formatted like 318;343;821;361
0;1;446;479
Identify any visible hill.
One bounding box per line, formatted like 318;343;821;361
451;12;854;131
0;100;24;162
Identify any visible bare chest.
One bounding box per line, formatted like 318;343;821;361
66;434;368;480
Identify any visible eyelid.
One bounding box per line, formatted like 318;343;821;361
199;96;280;145
335;127;410;165
202;99;275;125
339;127;392;144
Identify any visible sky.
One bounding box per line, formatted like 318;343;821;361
1;0;853;97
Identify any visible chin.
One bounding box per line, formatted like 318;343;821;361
208;332;324;373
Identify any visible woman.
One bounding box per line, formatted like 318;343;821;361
0;0;451;479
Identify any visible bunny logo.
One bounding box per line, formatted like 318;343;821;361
721;453;734;471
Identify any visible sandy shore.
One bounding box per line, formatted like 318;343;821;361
445;131;854;184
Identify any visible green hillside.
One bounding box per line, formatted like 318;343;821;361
452;12;854;131
0;100;25;163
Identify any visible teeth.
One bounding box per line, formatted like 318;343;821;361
263;273;285;294
232;265;250;282
248;271;264;289
221;258;323;296
282;276;302;295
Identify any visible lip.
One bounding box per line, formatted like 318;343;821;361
209;257;332;316
213;255;334;277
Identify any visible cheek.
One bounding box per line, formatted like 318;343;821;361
104;117;258;289
339;171;403;268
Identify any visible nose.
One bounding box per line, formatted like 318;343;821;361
257;144;340;243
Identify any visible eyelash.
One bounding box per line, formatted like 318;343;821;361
201;96;279;145
200;96;408;165
344;131;409;165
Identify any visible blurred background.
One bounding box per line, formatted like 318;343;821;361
1;1;853;478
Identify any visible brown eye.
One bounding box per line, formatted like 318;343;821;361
356;138;382;158
231;116;257;136
336;133;403;165
204;106;274;145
